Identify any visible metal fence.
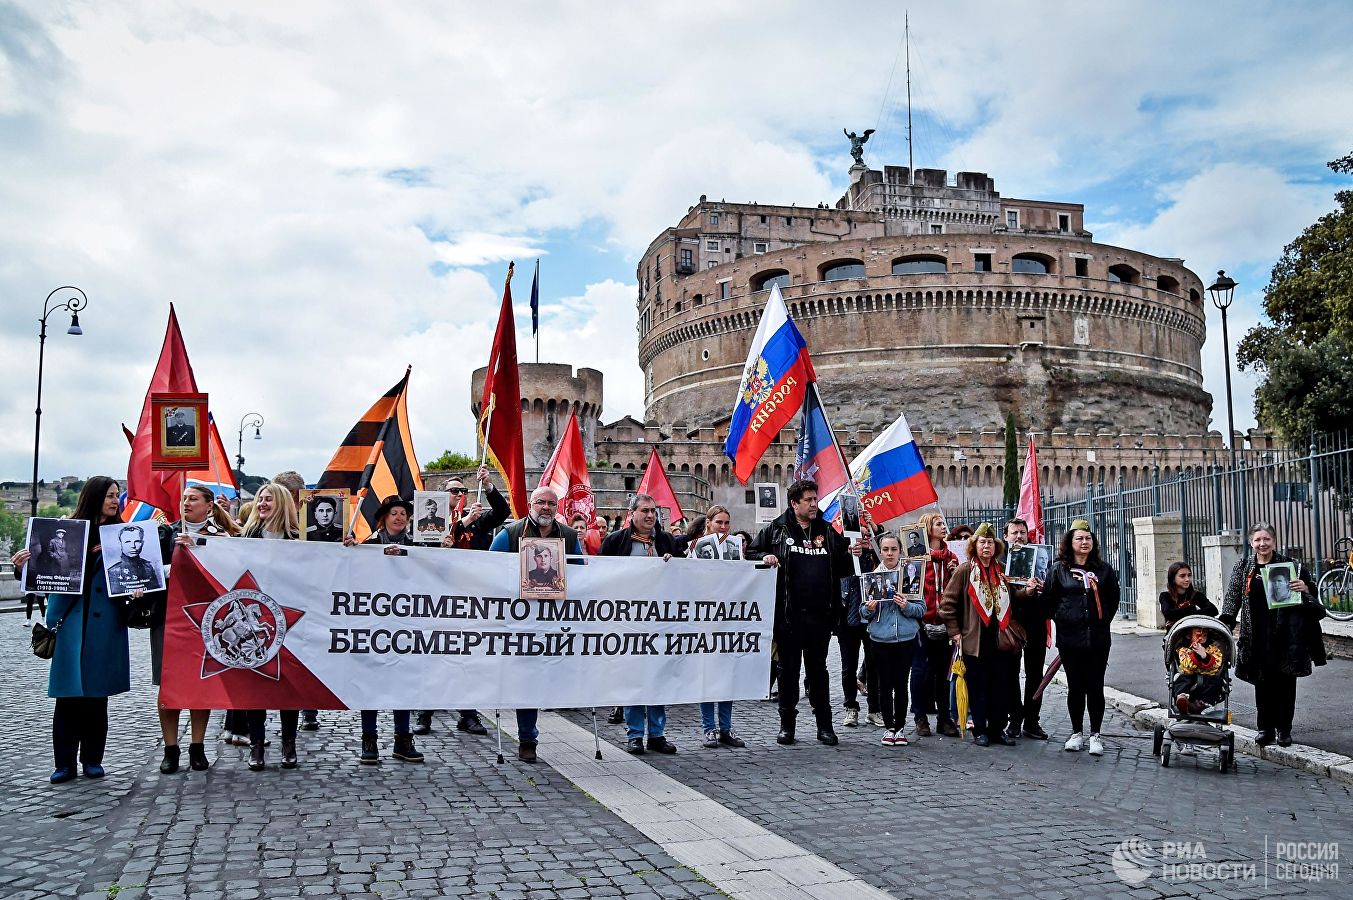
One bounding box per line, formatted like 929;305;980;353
956;431;1353;619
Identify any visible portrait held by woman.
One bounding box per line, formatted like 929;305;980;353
1220;523;1326;747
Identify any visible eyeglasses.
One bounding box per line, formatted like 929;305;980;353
448;488;468;495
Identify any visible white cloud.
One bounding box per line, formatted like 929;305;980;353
1;0;1351;483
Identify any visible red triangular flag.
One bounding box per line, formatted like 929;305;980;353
539;411;597;527
1016;435;1044;543
126;306;199;521
478;264;528;518
635;447;685;525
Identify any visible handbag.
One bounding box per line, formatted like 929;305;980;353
997;618;1029;653
924;622;949;641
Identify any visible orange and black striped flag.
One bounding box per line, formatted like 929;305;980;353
317;367;423;543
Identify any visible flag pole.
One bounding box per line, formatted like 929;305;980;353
534;258;540;365
478;262;514;507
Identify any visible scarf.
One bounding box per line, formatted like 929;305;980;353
630;530;655;556
967;558;1011;628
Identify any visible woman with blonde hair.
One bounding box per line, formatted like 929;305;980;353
913;512;959;737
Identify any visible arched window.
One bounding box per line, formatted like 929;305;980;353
820;259;866;281
1107;264;1139;284
1189;288;1201;304
751;269;791;292
891;255;948;275
1011;253;1053;275
1156;275;1180;294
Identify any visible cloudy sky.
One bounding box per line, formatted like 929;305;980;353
2;0;1351;484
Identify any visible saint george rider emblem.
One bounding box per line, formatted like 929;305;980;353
200;588;288;671
741;357;773;406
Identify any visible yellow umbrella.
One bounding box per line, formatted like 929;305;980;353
950;647;969;740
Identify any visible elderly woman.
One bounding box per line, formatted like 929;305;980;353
939;523;1023;747
11;477;129;783
1041;519;1120;756
1220;523;1326;747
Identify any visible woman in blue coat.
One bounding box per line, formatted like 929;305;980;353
16;477;130;783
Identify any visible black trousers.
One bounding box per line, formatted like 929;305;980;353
777;628;832;727
1006;619;1048;729
223;709;249;736
963;651;1011;738
247;710;298;745
1061;645;1110;734
838;625;877;713
1254;671;1297;734
52;696;108;769
873;640;915;731
919;635;953;723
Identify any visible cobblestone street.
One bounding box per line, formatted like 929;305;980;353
2;619;1349;899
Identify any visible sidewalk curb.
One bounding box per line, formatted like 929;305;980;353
1051;672;1353;780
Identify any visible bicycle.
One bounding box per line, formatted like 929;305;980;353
1316;537;1353;621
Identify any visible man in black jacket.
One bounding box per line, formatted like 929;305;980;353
414;465;512;737
601;493;681;754
751;479;864;746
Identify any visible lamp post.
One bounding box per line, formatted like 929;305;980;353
1208;270;1239;530
31;287;89;518
236;412;264;475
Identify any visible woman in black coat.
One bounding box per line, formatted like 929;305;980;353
1220;523;1326;747
1159;561;1219;625
1040;519;1120;757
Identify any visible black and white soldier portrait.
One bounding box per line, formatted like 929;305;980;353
100;522;165;596
21;517;89;595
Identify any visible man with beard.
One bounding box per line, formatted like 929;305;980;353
488;486;583;762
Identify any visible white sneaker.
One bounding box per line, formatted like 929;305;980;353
881;730;895;746
867;712;885;728
842;709;859;727
1088;734;1104;756
1064;733;1085;752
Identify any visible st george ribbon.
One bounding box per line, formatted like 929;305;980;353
160;539;775;710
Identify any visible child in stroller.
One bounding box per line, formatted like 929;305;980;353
1172;625;1225;715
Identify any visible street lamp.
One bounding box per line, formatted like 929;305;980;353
1208;270;1239;530
237;412;264;474
31;287;89;518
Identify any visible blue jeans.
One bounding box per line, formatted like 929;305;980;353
625;705;666;741
909;635;928;718
700;701;732;733
361;709;410;735
517;708;539;743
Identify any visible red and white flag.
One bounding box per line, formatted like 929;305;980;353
635;447;685;524
1016;435;1044;543
538;411;597;528
125;305;199;522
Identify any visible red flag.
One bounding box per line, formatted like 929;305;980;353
1016;435;1044;543
635;447;685;525
539;411;597;526
126;305;199;521
478;264;528;518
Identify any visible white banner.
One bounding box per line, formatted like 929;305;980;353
162;538;776;710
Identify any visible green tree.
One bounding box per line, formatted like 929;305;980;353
1002;412;1020;509
0;506;25;552
1238;151;1353;441
426;450;479;472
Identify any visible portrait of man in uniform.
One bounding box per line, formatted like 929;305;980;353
101;522;165;596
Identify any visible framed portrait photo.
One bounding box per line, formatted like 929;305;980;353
900;523;928;558
150;392;209;469
99;521;166;597
412;490;452;544
900;558;925;599
754;483;781;524
1262;562;1301;610
520;537;566;601
1006;544;1038;583
21;517;89;595
694;533;743;561
860;570;899;607
300;488;350;543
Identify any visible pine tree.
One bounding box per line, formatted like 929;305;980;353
1002;412;1020;512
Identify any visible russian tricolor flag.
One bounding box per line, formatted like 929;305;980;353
724;285;816;484
821;413;937;525
794;382;851;524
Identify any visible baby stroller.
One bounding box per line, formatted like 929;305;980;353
1151;614;1236;772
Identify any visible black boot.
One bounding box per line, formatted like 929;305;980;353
776;713;796;745
300;711;320;731
1277;731;1293;747
248;741;265;771
159;745;180;775
188;743;209;771
607;707;625;725
456;713;488;736
360;734;380;765
816;724;839;746
280;736;297;769
1256;729;1276;747
392;734;424;763
413;711;433;735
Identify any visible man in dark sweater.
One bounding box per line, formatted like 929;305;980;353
751;479;865;746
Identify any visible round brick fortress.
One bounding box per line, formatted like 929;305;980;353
637;232;1210;436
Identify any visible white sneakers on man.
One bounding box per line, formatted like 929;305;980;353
1088;733;1105;756
842;709;859;727
867;712;885;727
1064;732;1085;752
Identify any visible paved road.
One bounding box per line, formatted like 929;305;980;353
1105;632;1353;757
2;614;1349;899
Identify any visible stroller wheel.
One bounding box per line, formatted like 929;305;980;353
1152;725;1164;757
1160;744;1171;768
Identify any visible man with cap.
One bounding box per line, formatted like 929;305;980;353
488;485;583;762
107;524;163;593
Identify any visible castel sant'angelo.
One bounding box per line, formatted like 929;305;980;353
471;149;1271;525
